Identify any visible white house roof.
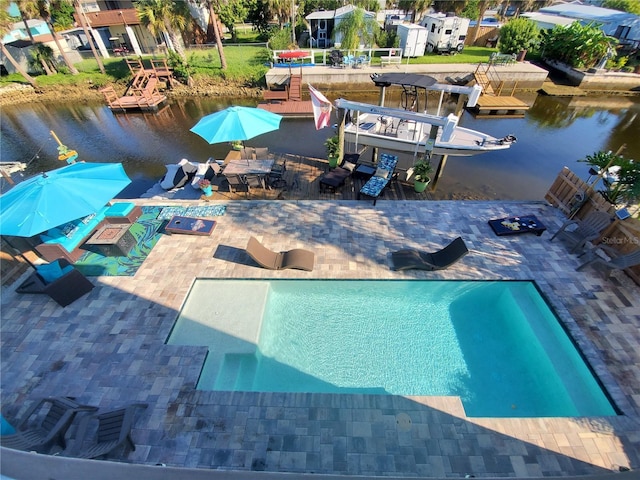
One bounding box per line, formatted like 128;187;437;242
306;4;375;20
521;12;576;28
539;4;638;25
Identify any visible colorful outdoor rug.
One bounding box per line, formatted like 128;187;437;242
74;206;164;277
157;205;227;221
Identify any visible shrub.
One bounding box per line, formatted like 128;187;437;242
498;18;539;55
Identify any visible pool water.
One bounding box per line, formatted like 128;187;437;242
169;280;617;418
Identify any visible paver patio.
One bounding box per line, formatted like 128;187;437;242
1;200;639;478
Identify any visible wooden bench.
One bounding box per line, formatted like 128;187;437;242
380;55;402;67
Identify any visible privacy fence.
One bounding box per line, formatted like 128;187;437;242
546;166;640;285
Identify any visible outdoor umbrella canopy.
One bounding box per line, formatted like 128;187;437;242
190;106;283;145
0;162;131;237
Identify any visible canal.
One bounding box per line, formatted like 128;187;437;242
1;92;638;201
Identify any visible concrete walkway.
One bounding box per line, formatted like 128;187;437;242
1;200;639;478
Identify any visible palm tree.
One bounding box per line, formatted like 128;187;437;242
16;0;55;74
135;0;190;62
0;0;38;88
397;0;432;23
35;0;78;74
72;0;105;75
205;0;227;69
332;7;379;51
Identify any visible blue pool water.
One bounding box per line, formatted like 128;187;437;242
172;280;616;418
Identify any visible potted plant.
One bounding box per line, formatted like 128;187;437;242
199;178;213;196
324;135;340;168
413;160;433;193
230;140;243;151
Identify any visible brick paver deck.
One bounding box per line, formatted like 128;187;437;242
1;200;639;477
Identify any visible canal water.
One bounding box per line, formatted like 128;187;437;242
1;92;638;200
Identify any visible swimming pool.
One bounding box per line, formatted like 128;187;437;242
167;279;617;418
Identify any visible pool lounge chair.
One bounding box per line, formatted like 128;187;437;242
246;236;315;271
358;153;398;205
0;397;97;453
391;237;469;271
63;403;148;459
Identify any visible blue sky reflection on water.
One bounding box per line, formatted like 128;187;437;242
1;93;638;201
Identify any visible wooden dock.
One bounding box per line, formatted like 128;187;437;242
258;70;314;117
100;59;172;112
469;95;529;118
469;67;530;118
258;100;313;117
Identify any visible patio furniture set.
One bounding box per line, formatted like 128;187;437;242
319;152;399;205
0;396;147;460
34;203;142;263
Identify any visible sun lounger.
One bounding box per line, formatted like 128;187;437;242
358;153;398;205
246;236;315;271
391;237;469;271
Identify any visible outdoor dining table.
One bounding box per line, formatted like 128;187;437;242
223;158;274;176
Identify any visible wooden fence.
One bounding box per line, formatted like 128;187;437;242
545;166;640;284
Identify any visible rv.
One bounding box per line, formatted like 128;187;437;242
419;13;470;54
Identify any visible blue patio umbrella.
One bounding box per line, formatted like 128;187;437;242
190;106;283;145
0;162;131;238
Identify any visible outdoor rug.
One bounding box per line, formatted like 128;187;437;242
74;206;165;277
157;205;227;221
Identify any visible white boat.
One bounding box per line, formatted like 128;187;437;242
336;99;516;157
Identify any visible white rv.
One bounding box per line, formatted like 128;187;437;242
419;13;470;54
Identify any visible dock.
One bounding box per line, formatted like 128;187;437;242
467;65;531;118
258;69;313;117
99;59;171;112
470;95;530;118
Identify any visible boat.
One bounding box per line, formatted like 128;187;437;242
336;98;517;157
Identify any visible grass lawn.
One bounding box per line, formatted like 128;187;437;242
0;44;496;88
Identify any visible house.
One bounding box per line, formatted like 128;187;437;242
305;5;376;49
523;3;640;48
0;19;81;75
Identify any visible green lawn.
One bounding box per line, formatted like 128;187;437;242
0;45;496;88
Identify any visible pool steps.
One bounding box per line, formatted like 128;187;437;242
214;353;257;391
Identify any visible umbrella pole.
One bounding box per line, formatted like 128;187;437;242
3;237;37;269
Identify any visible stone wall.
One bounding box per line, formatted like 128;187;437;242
545;59;640;92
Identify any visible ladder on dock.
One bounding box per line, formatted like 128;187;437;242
470;62;529;118
259;68;312;116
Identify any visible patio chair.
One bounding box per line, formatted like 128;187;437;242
63;403;148;459
391;237;469;271
550;210;612;253
225;174;249;194
576;245;640;273
246;236;315;271
244;174;267;190
0;397;97;453
15;258;94;307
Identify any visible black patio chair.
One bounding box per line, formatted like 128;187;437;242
391;237;469;271
329;49;344;68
